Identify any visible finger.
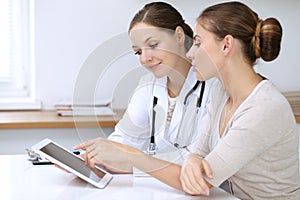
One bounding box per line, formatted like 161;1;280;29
188;159;210;195
83;144;95;166
88;148;100;164
86;150;96;166
193;170;210;196
73;144;84;150
88;156;97;168
82;152;89;166
180;175;198;195
181;156;210;196
73;140;94;150
191;166;209;195
190;167;209;195
180;166;203;195
202;159;213;179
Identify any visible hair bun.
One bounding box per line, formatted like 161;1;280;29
252;19;263;58
259;18;283;62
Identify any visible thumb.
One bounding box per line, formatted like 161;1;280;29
73;143;86;150
202;159;213;179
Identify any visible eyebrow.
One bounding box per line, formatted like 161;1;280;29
132;36;154;49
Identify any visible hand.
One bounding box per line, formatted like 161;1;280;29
92;161;133;174
180;153;213;196
73;138;137;173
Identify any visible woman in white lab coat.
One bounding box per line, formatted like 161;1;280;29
107;2;210;167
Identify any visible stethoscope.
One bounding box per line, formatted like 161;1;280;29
147;81;206;155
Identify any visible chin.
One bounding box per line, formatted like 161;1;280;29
152;73;166;79
151;70;168;79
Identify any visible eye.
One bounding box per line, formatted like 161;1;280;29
193;41;201;47
193;36;201;48
134;49;142;55
149;42;158;49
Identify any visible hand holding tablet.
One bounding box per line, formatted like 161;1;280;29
31;138;113;189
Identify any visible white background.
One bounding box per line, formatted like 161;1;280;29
34;0;300;109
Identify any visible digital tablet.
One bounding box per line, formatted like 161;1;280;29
31;138;113;189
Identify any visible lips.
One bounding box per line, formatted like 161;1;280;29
147;63;161;70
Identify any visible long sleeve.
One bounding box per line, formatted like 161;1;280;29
198;80;300;199
108;74;153;151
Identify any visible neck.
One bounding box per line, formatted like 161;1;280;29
167;59;191;98
219;62;263;107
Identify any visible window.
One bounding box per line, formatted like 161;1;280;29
0;0;40;109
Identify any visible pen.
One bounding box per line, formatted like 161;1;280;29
32;160;53;165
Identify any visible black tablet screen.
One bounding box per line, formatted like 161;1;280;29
40;142;105;181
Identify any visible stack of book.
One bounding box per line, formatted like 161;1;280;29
283;91;300;115
54;101;115;117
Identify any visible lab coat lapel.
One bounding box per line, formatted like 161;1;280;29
152;77;168;135
167;68;198;135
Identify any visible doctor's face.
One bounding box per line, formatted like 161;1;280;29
129;23;183;78
186;23;222;81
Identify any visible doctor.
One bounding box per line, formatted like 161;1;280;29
77;2;210;173
108;2;210;165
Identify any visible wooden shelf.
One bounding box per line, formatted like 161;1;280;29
0;110;125;129
282;91;300;123
0;93;299;130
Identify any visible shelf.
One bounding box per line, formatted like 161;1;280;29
0;110;125;129
282;91;300;123
0;92;299;130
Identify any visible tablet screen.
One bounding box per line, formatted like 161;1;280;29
40;142;105;181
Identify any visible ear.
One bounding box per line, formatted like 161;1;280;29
175;26;185;45
222;34;234;55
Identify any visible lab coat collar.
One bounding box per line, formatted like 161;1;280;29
152;68;198;137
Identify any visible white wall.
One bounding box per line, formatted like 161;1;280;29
34;0;300;109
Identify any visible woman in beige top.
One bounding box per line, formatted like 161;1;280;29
180;1;300;199
74;2;300;199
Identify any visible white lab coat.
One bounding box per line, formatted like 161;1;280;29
108;68;211;164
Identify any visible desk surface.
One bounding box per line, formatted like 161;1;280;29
0;155;238;200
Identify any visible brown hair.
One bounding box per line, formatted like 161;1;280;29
129;2;193;51
197;1;282;65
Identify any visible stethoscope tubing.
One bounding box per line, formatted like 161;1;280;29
147;81;206;154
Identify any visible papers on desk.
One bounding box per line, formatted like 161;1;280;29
54;100;115;116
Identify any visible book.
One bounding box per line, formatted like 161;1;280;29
56;106;115;116
54;98;111;108
54;98;115;116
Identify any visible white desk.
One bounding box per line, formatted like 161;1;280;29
0;155;238;200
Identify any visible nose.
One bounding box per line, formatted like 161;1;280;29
140;48;153;64
186;46;194;60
